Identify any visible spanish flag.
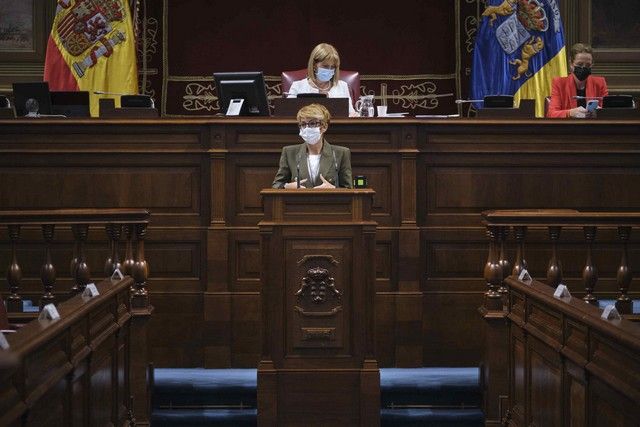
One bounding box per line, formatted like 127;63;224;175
470;0;567;117
44;0;138;117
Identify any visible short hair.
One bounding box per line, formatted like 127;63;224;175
306;43;341;87
570;43;593;62
297;103;331;126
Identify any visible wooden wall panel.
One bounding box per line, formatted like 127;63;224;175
3;118;640;371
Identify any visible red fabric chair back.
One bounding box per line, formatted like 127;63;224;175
281;69;361;105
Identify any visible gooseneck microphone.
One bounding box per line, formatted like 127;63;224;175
332;149;339;188
296;152;301;188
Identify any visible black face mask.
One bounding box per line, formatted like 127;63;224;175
573;65;592;81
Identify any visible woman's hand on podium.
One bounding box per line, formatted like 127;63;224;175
314;174;336;189
284;179;307;189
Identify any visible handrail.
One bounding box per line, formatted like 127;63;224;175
482;209;640;227
0;208;150;225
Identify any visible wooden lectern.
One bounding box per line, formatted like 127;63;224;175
258;189;380;427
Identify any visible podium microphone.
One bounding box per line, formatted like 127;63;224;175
296;152;301;189
332;149;339;189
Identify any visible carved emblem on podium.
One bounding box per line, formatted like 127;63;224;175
296;266;341;304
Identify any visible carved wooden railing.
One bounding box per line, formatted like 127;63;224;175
480;210;640;427
1;209;150;315
481;209;640;314
0;209;153;426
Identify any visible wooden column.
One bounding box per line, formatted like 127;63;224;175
479;224;509;427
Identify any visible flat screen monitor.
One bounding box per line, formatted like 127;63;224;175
12;82;52;117
602;95;634;109
51;91;90;117
213;71;270;116
483;95;514;108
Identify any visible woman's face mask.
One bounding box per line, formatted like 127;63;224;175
573;65;592;81
299;126;322;145
315;67;335;83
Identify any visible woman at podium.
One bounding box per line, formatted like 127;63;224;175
287;43;357;116
547;43;608;118
272;104;352;189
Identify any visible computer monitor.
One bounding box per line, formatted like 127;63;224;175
213;71;270;116
12;82;52;117
483;95;514;108
50;91;90;117
602;95;634;109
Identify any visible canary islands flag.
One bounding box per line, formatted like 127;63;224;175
470;0;567;117
44;0;138;117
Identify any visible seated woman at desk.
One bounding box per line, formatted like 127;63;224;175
272;104;352;189
547;43;608;118
287;43;357;117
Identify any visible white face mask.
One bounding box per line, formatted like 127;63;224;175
299;127;322;145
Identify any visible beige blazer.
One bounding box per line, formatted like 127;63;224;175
272;139;352;189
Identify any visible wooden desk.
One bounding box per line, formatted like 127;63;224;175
0;117;639;369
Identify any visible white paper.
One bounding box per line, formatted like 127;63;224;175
226;99;244;116
82;283;100;298
110;268;124;281
0;332;9;350
553;284;571;299
601;304;622;321
517;269;533;284
38;303;61;321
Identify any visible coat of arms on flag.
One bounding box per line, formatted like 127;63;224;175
44;0;138;116
471;0;568;117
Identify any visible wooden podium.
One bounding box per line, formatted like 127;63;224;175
258;189;380;427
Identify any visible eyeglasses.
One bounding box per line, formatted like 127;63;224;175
298;120;322;129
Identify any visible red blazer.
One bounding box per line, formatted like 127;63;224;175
547;75;608;118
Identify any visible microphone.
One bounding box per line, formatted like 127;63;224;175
296;152;301;189
332;149;339;188
455;99;485;104
572;96;604;100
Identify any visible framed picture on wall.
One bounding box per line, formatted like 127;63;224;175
0;0;48;62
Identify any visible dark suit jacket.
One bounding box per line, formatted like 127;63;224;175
272;139;352;189
547;75;608;118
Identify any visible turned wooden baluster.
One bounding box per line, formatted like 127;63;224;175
104;223;122;277
6;224;23;312
122;224;135;276
546;226;563;287
511;226;528;277
131;223;149;309
70;224;91;294
40;224;56;308
615;226;632;314
498;227;511;295
483;225;503;311
582;226;598;306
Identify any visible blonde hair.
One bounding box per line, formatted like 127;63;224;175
296;103;331;126
570;43;593;62
306;43;341;87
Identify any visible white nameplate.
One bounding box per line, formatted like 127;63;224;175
226;98;244;116
553;284;571;299
517;269;533;285
82;283;100;298
601;304;622;321
38;303;61;321
111;268;124;281
0;332;9;350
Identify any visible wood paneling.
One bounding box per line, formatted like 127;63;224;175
2;118;640;370
496;277;640;427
